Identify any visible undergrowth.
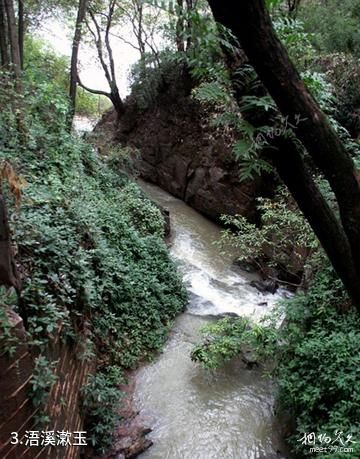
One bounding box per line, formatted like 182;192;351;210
0;59;186;452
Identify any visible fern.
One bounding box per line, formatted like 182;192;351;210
193;81;233;107
239;95;276;113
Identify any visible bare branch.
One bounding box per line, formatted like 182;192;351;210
77;73;111;98
110;31;140;51
88;9;113;85
105;0;117;82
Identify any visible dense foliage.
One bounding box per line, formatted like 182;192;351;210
2;0;360;456
187;4;360;458
0;43;186;451
299;0;360;57
25;36;110;117
218;187;318;283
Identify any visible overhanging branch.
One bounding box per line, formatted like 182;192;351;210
77;74;110;98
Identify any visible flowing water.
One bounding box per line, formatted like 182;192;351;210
135;181;291;459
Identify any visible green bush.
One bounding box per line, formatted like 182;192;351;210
218;187;318;282
299;0;360;57
28;356;58;425
318;53;360;138
81;366;125;450
190;317;263;369
274;258;360;458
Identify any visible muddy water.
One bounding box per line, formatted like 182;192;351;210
136;180;290;459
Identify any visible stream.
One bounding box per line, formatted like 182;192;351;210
136;180;291;459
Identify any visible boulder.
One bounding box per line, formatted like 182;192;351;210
250;279;279;294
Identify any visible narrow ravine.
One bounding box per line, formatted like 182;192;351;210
135;181;291;459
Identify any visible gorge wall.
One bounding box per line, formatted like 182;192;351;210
97;66;272;223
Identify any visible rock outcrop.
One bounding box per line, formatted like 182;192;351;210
98;373;153;459
97;66;272;222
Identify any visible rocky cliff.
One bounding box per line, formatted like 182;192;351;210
96;66;272;222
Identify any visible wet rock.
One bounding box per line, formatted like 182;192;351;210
187;291;202;304
218;312;239;318
257;302;268;307
232;259;258;274
250;279;279;294
241;345;259;369
113;425;153;459
187;291;217;313
97;373;154;459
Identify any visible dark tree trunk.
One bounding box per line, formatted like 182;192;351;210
269;138;360;308
4;0;24;134
110;86;125;118
287;0;301;17
176;0;185;52
185;0;193;50
208;0;360;307
18;0;23;69
135;0;145;57
0;0;9;67
69;0;88;128
4;0;21;78
222;51;360;307
0;194;20;292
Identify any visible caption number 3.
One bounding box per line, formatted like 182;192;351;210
10;432;19;445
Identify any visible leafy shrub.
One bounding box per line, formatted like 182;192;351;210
274;17;316;70
218;188;318;282
191;317;251;369
274;259;360;458
0;304;20;356
128;50;190;111
299;0;360;57
318;53;360;138
24;36;109;118
28;356;58;425
81;366;125;451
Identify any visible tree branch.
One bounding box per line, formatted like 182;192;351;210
88;9;113;86
105;0;116;82
77;73;110;98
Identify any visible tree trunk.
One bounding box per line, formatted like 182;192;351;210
69;0;88;128
208;0;360;302
221;51;360;307
18;0;23;69
269;138;360;308
135;0;145;57
287;0;301;17
4;0;21;78
110;86;125;119
0;194;20;292
176;0;185;52
185;0;194;50
0;0;9;67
